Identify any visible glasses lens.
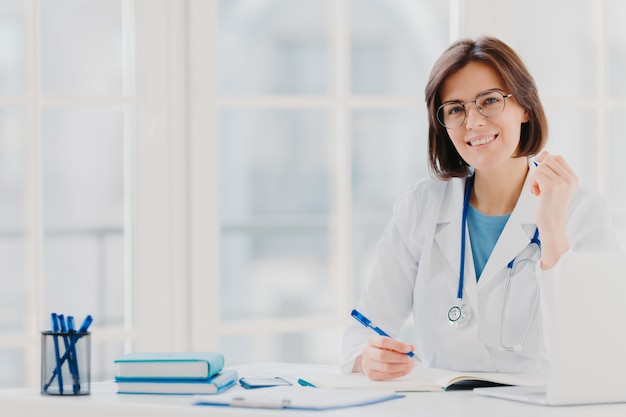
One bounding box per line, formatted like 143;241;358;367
476;91;506;118
437;103;465;129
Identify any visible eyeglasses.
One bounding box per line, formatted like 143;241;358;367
435;90;513;129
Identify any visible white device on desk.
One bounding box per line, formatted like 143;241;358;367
474;251;626;406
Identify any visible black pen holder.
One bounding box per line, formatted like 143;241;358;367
40;331;91;395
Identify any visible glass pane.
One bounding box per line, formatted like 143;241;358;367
350;108;427;302
221;232;334;321
607;0;626;97
219;108;334;321
506;0;597;100
41;107;125;326
0;348;24;388
607;110;626;199
219;109;331;222
0;107;27;332
607;110;626;249
543;106;595;187
0;0;26;94
92;340;125;382
221;328;343;365
40;0;124;95
218;0;332;95
350;0;449;95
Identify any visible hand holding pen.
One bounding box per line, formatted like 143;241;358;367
351;309;417;381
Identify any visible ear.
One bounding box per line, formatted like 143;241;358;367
521;109;530;123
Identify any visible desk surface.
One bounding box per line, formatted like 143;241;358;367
2;362;625;417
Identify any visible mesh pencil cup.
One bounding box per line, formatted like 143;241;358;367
40;330;91;395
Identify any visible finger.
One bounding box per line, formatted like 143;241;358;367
535;153;578;181
365;365;415;381
531;154;578;196
368;335;415;357
362;353;416;381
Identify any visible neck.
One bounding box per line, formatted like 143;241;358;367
470;158;529;215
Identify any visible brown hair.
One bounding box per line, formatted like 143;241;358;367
425;36;548;179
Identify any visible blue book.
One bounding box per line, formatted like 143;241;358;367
116;369;238;395
115;352;224;380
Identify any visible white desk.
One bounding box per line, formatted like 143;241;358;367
2;363;625;417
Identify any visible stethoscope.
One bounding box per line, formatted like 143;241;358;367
447;174;541;351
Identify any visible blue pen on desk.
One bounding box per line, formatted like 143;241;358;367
351;309;415;358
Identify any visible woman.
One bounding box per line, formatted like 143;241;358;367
342;36;619;381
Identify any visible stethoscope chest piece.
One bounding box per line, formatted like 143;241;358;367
448;303;472;329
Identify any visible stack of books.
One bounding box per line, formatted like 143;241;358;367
114;351;237;395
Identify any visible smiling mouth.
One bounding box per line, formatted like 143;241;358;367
467;135;496;147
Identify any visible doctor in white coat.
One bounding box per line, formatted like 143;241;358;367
342;36;619;381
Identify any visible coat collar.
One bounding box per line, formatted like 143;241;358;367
434;160;539;291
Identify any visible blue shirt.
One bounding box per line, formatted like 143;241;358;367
467;205;510;280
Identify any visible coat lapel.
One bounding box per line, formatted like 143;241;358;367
433;161;541;292
477;161;539;287
433;177;469;282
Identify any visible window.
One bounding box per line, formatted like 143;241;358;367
0;0;132;388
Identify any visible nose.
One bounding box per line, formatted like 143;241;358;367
464;102;486;129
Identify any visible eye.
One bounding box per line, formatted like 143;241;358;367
483;97;500;105
446;104;464;116
479;92;502;107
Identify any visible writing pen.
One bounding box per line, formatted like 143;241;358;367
50;313;64;394
350;309;415;358
66;316;81;393
58;314;80;393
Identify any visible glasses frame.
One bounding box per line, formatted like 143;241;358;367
435;89;513;129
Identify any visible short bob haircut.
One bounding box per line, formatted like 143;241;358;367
425;36;548;180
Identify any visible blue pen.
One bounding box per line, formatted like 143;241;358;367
48;313;64;393
64;315;81;393
77;315;93;333
351;309;415;358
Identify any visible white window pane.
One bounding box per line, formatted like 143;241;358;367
350;108;427;302
222;329;342;365
350;0;449;95
0;0;26;94
607;0;626;97
543;107;595;187
40;0;124;95
608;110;626;249
0;349;24;388
219;108;334;321
218;0;333;95
219;109;331;221
351;108;427;214
505;0;597;100
608;110;626;198
41;107;125;326
92;340;125;383
221;232;334;321
0;107;27;333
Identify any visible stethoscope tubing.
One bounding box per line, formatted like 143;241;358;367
451;174;542;346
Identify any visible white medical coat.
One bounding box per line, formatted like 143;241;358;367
342;161;619;375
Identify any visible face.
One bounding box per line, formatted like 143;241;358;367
439;61;529;174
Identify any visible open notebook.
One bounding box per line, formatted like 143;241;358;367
299;367;545;392
474;251;626;406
